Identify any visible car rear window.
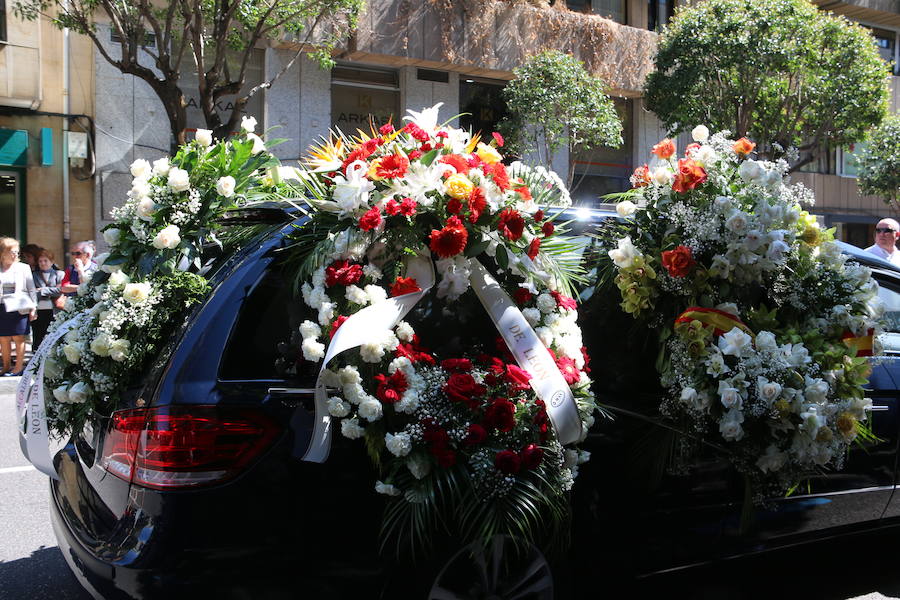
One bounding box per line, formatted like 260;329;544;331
219;268;296;381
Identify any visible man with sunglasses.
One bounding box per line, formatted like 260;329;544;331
60;240;98;295
865;218;900;266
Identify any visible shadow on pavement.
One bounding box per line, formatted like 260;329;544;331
0;546;91;599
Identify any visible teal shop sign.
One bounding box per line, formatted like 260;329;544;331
0;129;28;166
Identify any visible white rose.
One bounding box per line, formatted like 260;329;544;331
108;270;130;289
90;333;111;357
241;115;258;133
767;240;790;262
693;145;717;166
102;228;122;246
152;224;181;250
122;282;152;305
68;381;92;404
718;381;743;410
691;125;710;142
764;169;782;188
246;133;266;155
52;385;69;404
650;166;673;186
340;417;365;439
109;338;131;362
756;445;786;473
358;397;383;422
385;432;412;457
129;180;151;200
63;342;84;364
680;387;698;405
756;377;783;406
755;331;778;352
195;129;213;147
374;481;401;496
608;236;640;269
137;197;158;222
715;302;739;316
216;176;236;198
167;167;191;193
738;159;763;183
152;157;170;176
719;409;745;441
616;200;637;217
804;377;829;404
327;397;350;417
130;158;152;179
725;211;749;233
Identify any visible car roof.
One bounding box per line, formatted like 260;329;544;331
835;240;900;274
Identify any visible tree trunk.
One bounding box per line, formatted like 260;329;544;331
152;83;188;150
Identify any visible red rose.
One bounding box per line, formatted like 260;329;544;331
378;123;395;135
527;238;541;260
429;217;468;258
492;132;505;147
556;356;580;385
533;210;544;222
482;162;509;191
672;158;707;193
384;199;400;216
439;154;470;176
513;288;533;305
661;245;695;278
440;358;473;373
651;138;676;160
358;206;382;231
504;364;532;390
484;398;517;432
632;164;650;187
551;291;577;310
424;425;450;449
468;187;487;224
494;449;521;474
374;153;410;179
374;370;408;404
541;221;554;237
497;209;525;241
329;315;348;339
447;198;462;214
444;373;486;407
390;276;421;297
399;197;417;216
395;334;435;365
520;444;544;470
325;260;363;287
464;424;488;446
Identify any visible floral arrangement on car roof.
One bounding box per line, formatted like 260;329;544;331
42;118;293;436
597;126;884;499
286;103;597;551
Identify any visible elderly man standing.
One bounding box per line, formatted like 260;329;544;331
865;218;900;266
60;240;98;294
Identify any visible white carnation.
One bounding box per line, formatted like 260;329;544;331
301;338;325;361
385;432;412;457
299;320;321;340
327;397;351;417
340;417;365;439
358;397;383;421
395;321;415;342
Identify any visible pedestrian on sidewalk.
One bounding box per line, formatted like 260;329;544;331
0;238;36;376
32;249;64;351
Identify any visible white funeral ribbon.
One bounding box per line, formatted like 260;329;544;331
467;260;582;445
303;254;583;461
16;313;88;479
303;255;435;462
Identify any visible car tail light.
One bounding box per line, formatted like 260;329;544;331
100;405;280;489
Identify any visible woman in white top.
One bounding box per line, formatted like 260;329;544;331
0;238;37;376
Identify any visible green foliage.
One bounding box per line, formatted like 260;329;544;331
857;114;900;207
500;50;623;186
644;0;890;169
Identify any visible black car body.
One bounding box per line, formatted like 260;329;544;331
39;207;900;598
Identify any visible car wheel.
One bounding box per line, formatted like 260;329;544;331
427;534;554;600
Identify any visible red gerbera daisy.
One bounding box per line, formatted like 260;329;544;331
497;209;525;241
374;153;410;179
429;216;468;258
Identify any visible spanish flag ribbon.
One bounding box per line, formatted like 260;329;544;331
842;328;874;358
674;307;754;338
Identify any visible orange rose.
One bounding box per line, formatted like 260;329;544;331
672;158;707;193
661;245;695;278
632;164;651;187
651;138;676;160
733;137;756;156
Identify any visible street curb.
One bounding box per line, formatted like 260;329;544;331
0;377;22;395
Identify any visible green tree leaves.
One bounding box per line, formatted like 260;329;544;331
857;114;900;208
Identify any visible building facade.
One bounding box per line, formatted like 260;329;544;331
90;0;899;246
0;4;95;262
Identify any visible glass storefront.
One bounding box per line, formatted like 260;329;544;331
331;65;400;131
459;78;509;139
570;98;633;206
0;171;19;239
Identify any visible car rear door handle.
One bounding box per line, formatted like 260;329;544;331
866;404;890;412
268;387;317;396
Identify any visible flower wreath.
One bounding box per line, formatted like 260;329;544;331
39;117;293;436
287;104;597;549
596;127;883;498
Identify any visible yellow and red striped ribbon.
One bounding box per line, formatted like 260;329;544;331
674;307;754;338
842;328;874;357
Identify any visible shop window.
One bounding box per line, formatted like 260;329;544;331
838;142;867;178
867;27;899;76
565;0;626;24
797;148;836;176
180;48;265;133
648;0;674;32
459;78;509;140
570;98;633;206
331;65;400;130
